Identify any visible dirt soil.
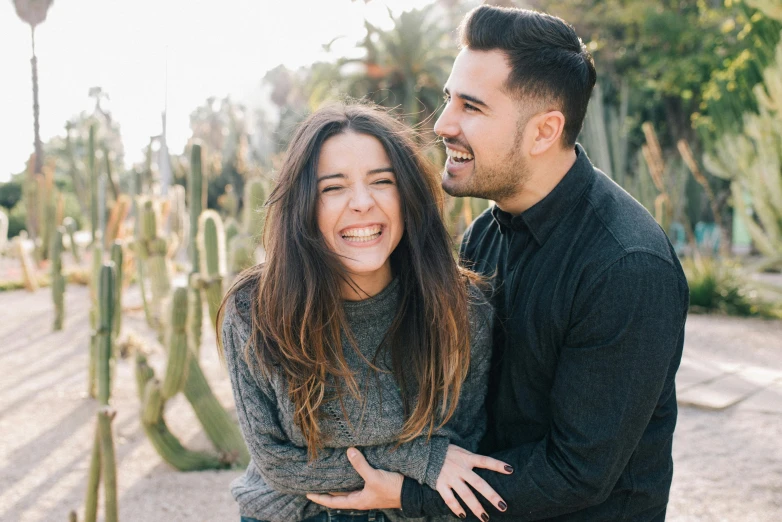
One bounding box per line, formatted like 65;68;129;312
0;279;780;521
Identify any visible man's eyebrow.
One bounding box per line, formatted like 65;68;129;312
444;87;489;108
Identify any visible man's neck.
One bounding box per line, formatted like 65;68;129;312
497;148;577;215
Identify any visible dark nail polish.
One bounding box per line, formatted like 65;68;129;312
498;501;507;511
481;514;489;522
459;514;466;519
504;465;514;473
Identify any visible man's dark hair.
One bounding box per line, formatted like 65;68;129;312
460;5;596;147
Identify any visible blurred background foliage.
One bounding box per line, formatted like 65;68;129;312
3;0;782;316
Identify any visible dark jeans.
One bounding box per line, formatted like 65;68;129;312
241;510;387;522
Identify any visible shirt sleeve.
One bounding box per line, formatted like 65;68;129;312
222;305;463;495
401;252;688;519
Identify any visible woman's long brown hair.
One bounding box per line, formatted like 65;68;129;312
217;103;473;459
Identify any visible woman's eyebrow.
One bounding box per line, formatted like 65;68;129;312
317;173;346;182
367;167;394;175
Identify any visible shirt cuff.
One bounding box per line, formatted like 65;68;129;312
401;476;424;518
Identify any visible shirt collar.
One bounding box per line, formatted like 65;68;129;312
491;144;595;245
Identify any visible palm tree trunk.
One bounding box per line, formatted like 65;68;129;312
31;26;43;176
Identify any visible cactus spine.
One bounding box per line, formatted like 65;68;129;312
51;226;65;331
197;210;226;330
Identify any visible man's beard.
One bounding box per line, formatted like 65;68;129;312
442;129;529;202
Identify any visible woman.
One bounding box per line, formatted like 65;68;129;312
218;103;507;522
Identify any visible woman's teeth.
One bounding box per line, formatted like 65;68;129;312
341;225;382;242
446;147;474;162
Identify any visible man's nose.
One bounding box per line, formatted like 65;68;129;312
434;102;457;138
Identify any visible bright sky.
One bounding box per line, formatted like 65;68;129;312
0;0;439;182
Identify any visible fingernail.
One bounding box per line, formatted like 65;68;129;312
347;449;357;458
498;501;507;511
504;465;514;473
459;514;466;519
481;514;489;522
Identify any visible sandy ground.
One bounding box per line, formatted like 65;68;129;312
0;281;780;521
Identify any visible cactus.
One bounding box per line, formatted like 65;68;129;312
218;184;239;219
105;195;131;249
224;217;240;247
242;177;267;246
36;164;56;261
136;199;171;329
88;246;103;398
97;263;116;405
110;242;123;340
63;217;81;264
97;407;118;522
228;235;255;275
51;226;66;331
84;421;101;522
89;124;98;245
168;184;188;256
188;144;205;355
15;232;39;292
183;354;250;467
161;287;190;399
197;210;226;329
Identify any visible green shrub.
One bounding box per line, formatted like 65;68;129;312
683;257;782;318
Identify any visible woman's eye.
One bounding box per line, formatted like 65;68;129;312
374;179;394;185
321;186;343;193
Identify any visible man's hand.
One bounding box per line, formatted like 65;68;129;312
436;444;512;520
306;448;404;510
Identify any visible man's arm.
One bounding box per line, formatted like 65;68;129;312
402;252;689;519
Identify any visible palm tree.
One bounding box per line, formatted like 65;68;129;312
13;0;55;176
331;4;457;127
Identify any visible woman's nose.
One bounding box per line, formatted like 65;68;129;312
349;184;374;212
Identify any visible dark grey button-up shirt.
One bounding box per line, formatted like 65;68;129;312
401;145;689;521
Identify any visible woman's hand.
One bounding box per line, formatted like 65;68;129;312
436;444;513;520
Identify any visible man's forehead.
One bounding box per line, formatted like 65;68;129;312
446;48;512;98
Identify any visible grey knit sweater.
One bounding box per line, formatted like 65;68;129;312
221;277;493;522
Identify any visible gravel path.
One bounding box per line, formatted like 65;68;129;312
0;285;780;521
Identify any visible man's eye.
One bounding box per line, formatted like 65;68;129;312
464;103;479;112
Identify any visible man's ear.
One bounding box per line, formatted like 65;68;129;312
528;111;566;156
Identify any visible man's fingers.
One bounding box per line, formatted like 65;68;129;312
436;486;467;519
464;470;506;512
346;447;375;481
471;454;514;475
451;481;488;522
306;491;364;509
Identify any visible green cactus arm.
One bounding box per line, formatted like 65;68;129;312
161;287;191;399
243;178;267;243
84;422;101;522
97;263;115;405
97;407;118;522
189;144;204;273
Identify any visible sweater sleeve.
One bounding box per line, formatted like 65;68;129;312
222;303;455;495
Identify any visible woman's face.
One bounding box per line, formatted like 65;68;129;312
316;131;403;296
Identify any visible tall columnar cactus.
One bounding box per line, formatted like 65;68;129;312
197;210;226;330
228;235;255;276
136;199;171;329
85;406;119;522
37;165;56;260
110;242;123;340
89;123;98;245
243;177;267;245
97;262;116;405
51;226;66;331
161;287;190;399
188;144;205;354
63;217;81;264
105;195;131;249
218;184;239;219
88;245;103;398
168;184;188;256
15;232;38;292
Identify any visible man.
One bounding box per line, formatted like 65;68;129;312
309;5;689;521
